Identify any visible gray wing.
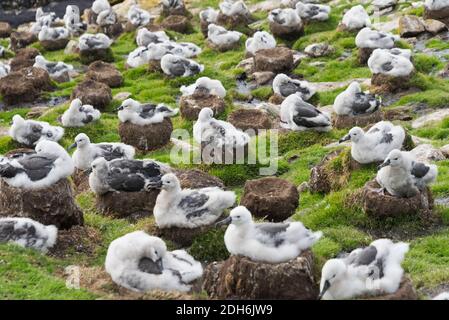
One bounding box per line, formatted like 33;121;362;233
381;62;394;72
293;101;320;118
178;191;210;219
18;153;57;181
138;257;163;274
379;132;393;144
353;246;378;266
255;223;289;247
168;60;186;76
139;103;157;118
411;162;430;178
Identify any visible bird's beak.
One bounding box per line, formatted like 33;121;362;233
67;142;77;150
318;280;331;300
215;216;232;227
116;105;124;111
84;168;92;175
339;134;351;143
378;159;390;170
147;180;163;189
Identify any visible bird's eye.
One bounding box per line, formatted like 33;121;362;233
236;215;240;218
394;158;398;160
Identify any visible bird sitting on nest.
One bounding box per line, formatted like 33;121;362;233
319;239;409;300
0;217;57;253
34;55;73;80
339;121;405;164
160;54;204;77
136;28;170;47
216;206;322;263
78;33;113;51
96;8;118;26
333;82;381;116
9;115;64;147
341;5;371;30
207;24;242;48
117;98;178;126
280;94;331;132
127;4;152;27
61;99;101;127
38;25;70;41
269;8;302;27
273;74;316;101
355;27;398;49
376;149;438;198
368;48;414;77
0;140;74;189
64;5;87;35
180;77;226;98
200;7;219;25
245;31;276;55
69;133;135;171
151;173;236;229
219;0;250;17
126;46;151;68
105;231;203;292
31;7;57;34
295;1;331;21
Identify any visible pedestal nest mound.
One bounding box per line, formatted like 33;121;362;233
0;22;12;38
254;47;294;74
360;180;434;219
48;225;101;258
371;73;413;93
72;169;91;195
71;79;112;110
269;21;304;41
86;61;123;88
40;38;70;51
207;39;241;52
160;15;191;33
10;47;40;71
101;23;124;39
332;109;384;129
227;109;272;135
0;171;83;230
118;118;173;151
269;93;285;105
179;91;226;120
358;47;374;65
0;66;53;105
79;48;114;65
200;141;249;165
203;251;319;300
424;7;449;26
216;13;253;34
10;31;37;51
359;276;418;300
96;189;160;220
240;177;299;222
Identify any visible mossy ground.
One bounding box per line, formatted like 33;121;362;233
1;0;449;299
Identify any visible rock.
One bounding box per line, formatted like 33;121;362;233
305;43;335;58
297;181;309;193
114;91;132;101
179;91;226;120
79;48;114;65
254;47;294;74
86;61;123;88
269;20;304;41
371;73;413;93
332;110;384;129
412;109;449;128
174;169;225;189
398;15;426;38
10;31;37;52
118;118;173;151
207;39;241;52
26;106;49;119
9;47;40;71
361;276;418;300
203;251;318;300
71;80;112;110
358;47;374;65
360;180;434;218
0;22;12;38
240;177;299;222
0;176;83;230
96;189;160;219
101;23;124;39
227;109;272;135
160;15;191;33
155;221;221;248
424;19;447;34
0;66;52;106
40;38;70;51
249;71;275;86
410;144;446;162
64;40;80;55
424;7;449;26
236;57;254;74
216;12;253;34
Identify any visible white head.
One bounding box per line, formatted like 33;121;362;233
71;133;91;149
35;140;66;157
69;98;83;112
347;82;361;94
378;149;404;170
198;107;214;122
216;206;253;227
12;114;25;126
91;157;108;175
145;236;167;264
339;127;364;144
158;173;181;191
35;55;46;66
117;98;140;113
319;259;347;299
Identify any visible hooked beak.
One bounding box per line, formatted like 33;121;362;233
338;134;351;144
215;216;232;227
116;105;124;112
84;168;93;175
67;142;77;151
318;280;331;300
378;159;391;170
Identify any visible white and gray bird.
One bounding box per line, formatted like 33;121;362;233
355;27;398;49
180;76;226;98
368;48;414;77
170;42;202;58
388;47;413;60
0;218;57;253
78;33;113;51
280;94;331;132
341;5;371;30
245;31;276;55
219;0;250;17
61;99;101;127
69;133;135;171
269;8;302;27
200;7;219;24
207;24;242;48
333;82;381;116
160;54;204;77
152;173;236;229
339;121;405;164
433;292;449;300
92;0;111;14
96;8;117;26
295;1;331;21
9;115;64;147
193;108;250;148
161;0;184;10
216;206;322;263
273;74;316;101
319;239;409;300
117;98;178;125
136;28;170;47
64;5;86;35
88;157;166;195
0;140;74;189
424;0;449;10
38;25;70;41
127;4;152;27
126;46;151;68
0;62;10;78
34;55;73;80
376;149;438;197
31;8;57;34
105;231;202;292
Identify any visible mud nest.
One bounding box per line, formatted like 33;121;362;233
101;23;124;39
72;168;91;195
200;141;249;165
40;38;70;51
358;47;375;65
240;177;299;222
71;79;112;110
216;13;254;34
371;73;413;94
49;225;101;258
254;47;294;73
268;93;285;105
0;22;12;38
207;39;241;52
10;31;37;52
269;21;304;41
79;48;114;65
179;92;226;120
359;276;418;300
0;177;83;230
160;15;191;33
161;4;190;18
10;47;40;71
118;118;173;151
173;168;225;189
203;251;318;300
86;60;123;88
227;109;272;135
332;110;384;129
